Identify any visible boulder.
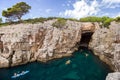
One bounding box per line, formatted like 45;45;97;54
106;72;120;80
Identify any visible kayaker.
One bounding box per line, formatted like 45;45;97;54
22;71;25;74
14;73;17;76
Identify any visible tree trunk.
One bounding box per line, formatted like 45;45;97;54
18;16;22;22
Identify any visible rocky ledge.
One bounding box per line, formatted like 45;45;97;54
0;20;98;67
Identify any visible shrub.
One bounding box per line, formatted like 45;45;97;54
80;16;102;22
52;18;66;28
0;18;2;23
115;16;120;22
79;16;114;28
67;18;78;21
103;18;113;28
23;17;47;23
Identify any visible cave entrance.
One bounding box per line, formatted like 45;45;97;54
79;32;93;49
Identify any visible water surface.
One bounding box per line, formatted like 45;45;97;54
0;49;112;80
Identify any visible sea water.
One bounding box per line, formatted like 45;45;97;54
0;49;112;80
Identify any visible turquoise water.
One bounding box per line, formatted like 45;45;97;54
0;49;112;80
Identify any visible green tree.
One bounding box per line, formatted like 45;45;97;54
0;18;2;23
2;2;31;22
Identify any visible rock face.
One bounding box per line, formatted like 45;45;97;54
89;21;120;71
0;20;98;68
0;20;120;79
106;72;120;80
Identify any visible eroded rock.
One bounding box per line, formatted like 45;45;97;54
89;21;120;71
0;20;99;67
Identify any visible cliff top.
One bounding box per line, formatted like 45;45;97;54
0;16;119;28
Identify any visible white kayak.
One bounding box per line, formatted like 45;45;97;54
11;71;29;78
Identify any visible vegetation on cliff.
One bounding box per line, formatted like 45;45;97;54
0;18;2;23
80;16;114;27
52;18;67;28
115;17;120;22
0;17;57;27
0;16;119;28
23;17;56;23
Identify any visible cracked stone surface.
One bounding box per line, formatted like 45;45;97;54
0;20;98;67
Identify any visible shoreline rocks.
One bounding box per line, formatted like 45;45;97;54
106;72;120;80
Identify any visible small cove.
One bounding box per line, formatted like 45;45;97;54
0;49;112;80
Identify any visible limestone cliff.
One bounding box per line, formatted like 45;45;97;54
0;20;97;68
89;21;120;72
88;22;120;80
0;19;120;79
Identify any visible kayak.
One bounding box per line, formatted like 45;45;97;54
11;71;29;78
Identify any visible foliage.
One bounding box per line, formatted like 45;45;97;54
80;16;114;28
0;17;57;27
0;16;117;28
80;16;102;22
103;18;113;28
52;18;66;28
23;17;47;23
0;18;2;23
67;18;78;21
115;16;120;22
2;2;31;22
23;17;58;23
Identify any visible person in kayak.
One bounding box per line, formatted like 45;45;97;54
14;73;17;76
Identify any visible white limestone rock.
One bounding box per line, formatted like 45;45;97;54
0;56;9;68
106;72;120;80
89;21;120;71
0;19;99;67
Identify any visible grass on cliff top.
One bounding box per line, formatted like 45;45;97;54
0;16;120;28
0;17;78;27
0;17;55;27
80;16;114;28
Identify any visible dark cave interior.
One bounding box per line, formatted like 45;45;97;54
79;32;93;49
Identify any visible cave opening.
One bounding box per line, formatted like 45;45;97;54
78;32;93;49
